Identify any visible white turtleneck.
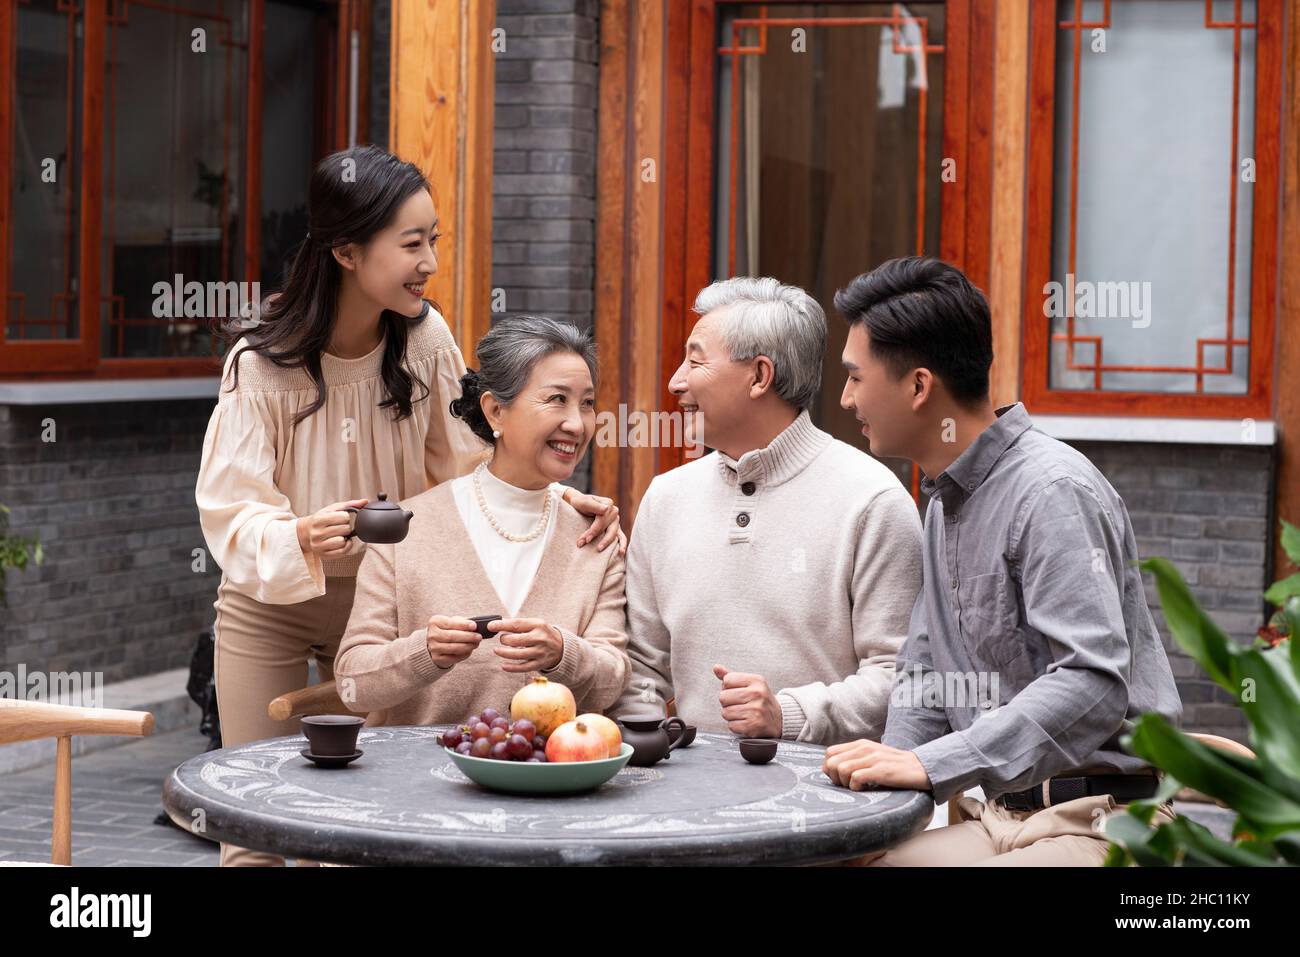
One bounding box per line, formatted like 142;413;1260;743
451;465;559;618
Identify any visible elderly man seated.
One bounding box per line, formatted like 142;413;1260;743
610;277;923;746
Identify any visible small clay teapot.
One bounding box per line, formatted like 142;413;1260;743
618;714;687;767
344;493;414;544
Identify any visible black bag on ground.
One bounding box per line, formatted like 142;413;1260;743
186;625;221;751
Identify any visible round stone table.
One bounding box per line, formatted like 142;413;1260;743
162;725;933;866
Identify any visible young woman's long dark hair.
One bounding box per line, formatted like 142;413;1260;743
214;145;435;426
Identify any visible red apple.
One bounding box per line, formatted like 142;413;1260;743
545;719;611;763
576;712;622;758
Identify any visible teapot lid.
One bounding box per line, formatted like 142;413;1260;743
361;493;400;511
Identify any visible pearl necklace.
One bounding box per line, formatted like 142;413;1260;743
472;462;553;543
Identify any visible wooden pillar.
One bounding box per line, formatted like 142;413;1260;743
988;0;1030;408
593;0;671;524
1274;0;1300;575
389;0;496;358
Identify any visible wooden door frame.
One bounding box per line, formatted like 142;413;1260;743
665;0;995;474
1273;0;1299;588
593;0;995;516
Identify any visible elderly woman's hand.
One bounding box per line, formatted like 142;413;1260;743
424;615;482;669
561;488;627;555
490;618;564;673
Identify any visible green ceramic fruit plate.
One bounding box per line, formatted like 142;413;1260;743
444;743;634;795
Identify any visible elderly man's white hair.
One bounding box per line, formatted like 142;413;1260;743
692;276;826;411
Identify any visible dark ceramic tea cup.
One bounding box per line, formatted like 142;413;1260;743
301;715;364;756
739;738;778;765
469;615;502;639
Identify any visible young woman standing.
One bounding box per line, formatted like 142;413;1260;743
195;146;623;866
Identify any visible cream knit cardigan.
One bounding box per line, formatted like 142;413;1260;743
335;481;631;727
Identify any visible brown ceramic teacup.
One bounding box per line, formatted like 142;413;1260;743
301;715;364;756
739;738;778;765
469;615;503;639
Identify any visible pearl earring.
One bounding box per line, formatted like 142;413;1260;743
492;429;501;439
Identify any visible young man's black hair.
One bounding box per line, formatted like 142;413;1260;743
833;256;993;407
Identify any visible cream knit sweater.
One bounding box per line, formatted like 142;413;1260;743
611;410;924;745
335;481;631;727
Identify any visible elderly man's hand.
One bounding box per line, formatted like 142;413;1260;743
823;739;931;791
713;664;782;738
561;488;627;555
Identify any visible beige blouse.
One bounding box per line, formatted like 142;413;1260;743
195;305;489;605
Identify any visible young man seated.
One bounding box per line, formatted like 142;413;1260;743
823;256;1182;866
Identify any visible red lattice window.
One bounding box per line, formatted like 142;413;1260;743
1022;0;1280;418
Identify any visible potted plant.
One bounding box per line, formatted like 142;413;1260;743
1104;520;1300;866
0;502;43;609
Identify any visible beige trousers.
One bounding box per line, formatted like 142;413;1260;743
211;575;358;867
844;793;1177;866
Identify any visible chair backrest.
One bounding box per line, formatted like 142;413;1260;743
267;679;362;722
0;700;154;865
1187;731;1255;759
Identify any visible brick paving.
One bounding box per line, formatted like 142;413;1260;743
0;728;218;867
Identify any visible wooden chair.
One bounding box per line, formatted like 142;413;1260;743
942;731;1257;823
1176;732;1255;804
0;699;154;866
267;679;360;722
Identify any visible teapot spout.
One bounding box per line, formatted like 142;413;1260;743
404;510;414;521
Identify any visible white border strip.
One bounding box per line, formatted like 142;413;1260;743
1032;414;1276;446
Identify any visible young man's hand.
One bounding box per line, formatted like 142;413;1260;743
823;739;932;791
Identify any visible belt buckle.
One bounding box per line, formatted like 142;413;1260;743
999;788;1035;812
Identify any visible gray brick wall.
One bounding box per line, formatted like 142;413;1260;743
492;0;600;491
0;401;221;684
1070;440;1273;745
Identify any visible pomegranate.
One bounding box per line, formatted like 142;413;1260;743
545;719;611;763
576;712;622;758
510;677;576;738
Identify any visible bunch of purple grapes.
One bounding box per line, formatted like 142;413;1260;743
439;708;548;762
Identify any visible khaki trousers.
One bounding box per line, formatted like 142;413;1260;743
212;575;358;867
846;793;1177;866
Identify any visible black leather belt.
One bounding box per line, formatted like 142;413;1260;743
996;773;1160;811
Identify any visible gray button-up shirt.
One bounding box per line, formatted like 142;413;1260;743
881;403;1182;804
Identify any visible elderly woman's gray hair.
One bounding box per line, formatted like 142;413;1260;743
692;277;826;411
449;315;598;445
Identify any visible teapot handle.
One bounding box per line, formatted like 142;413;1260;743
343;506;359;540
663;717;688;753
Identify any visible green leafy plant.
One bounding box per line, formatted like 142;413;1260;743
1257;519;1300;649
0;502;43;609
1104;520;1300;866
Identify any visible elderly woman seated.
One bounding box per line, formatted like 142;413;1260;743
335;316;630;726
